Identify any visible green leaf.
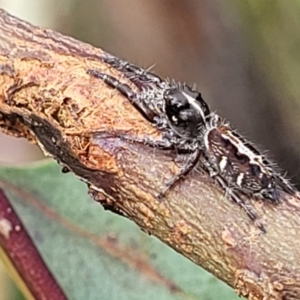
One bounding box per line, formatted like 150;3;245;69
0;161;240;300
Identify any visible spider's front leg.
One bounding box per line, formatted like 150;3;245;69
102;56;162;86
87;70;155;123
87;70;135;99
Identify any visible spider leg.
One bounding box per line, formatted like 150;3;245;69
215;176;266;233
274;174;296;196
87;70;155;122
157;148;202;199
120;133;175;150
93;130;175;150
94;129;200;199
102;56;162;85
88;70;135;98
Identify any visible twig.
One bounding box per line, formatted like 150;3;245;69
0;9;300;299
0;188;67;299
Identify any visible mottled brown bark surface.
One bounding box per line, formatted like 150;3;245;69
0;9;300;300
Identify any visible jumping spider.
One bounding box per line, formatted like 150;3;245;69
87;55;296;230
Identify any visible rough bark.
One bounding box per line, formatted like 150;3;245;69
0;9;299;300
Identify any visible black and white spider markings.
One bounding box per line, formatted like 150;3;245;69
87;55;296;230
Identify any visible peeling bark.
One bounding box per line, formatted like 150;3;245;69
0;9;300;299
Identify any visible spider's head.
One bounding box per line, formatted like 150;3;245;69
163;85;210;139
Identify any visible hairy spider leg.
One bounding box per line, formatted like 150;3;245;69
198;152;266;232
157;148;202;199
215;175;266;233
119;134;203;198
87;70;154;122
274;174;296;196
120;133;175;150
102;56;162;85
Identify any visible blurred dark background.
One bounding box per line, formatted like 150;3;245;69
1;1;300;299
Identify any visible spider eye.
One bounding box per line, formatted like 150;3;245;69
164;89;188;108
164;90;189;120
163;87;209;138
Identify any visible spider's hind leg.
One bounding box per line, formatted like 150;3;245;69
215;176;266;233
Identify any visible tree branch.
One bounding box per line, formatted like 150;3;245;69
0;9;299;299
0;189;67;300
